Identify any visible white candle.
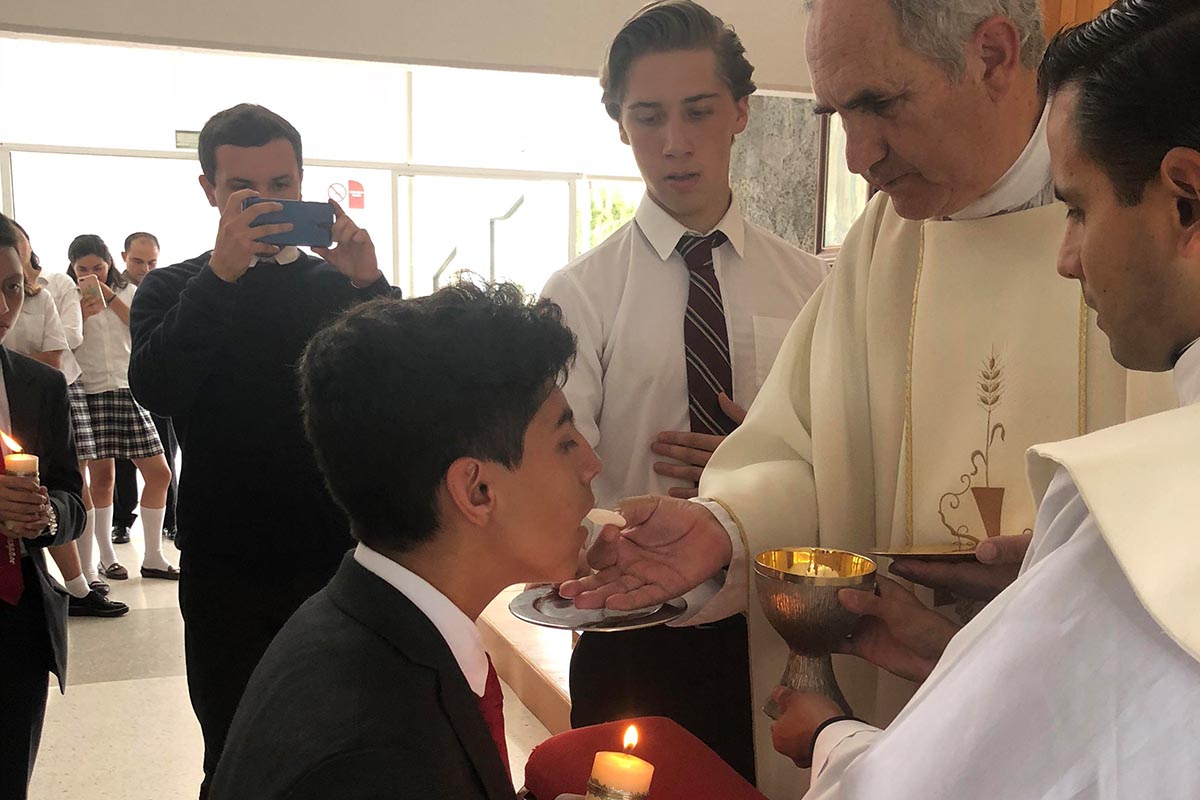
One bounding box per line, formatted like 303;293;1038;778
588;751;654;797
4;453;38;476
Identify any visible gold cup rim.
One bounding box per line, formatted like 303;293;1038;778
754;547;877;586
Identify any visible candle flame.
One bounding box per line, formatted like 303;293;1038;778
623;725;639;751
0;431;22;453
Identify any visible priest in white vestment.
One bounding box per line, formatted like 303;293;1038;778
561;1;1176;797
764;3;1200;795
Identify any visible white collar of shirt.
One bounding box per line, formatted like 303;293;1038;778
1173;338;1200;406
352;543;489;696
248;246;301;269
634;193;746;261
948;102;1053;221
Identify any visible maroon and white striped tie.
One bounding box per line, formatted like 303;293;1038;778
676;231;735;436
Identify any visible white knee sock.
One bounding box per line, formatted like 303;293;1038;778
77;509;99;583
94;504;119;567
139;505;173;571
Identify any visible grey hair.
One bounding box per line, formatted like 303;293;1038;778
807;0;1045;79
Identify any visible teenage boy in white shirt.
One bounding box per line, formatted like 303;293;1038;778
541;0;826;781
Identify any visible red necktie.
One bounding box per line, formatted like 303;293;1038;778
1;538;23;605
476;656;511;780
676;231;736;436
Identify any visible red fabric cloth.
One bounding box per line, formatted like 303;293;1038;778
523;716;769;800
0;541;22;605
477;656;512;780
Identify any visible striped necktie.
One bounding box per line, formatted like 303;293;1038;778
676;231;735;436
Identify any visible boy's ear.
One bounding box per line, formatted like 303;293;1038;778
444;457;494;527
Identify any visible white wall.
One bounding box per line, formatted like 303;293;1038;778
0;0;813;94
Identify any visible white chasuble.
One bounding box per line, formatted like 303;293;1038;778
697;193;1176;800
901;205;1098;583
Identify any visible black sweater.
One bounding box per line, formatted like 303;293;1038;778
129;252;394;562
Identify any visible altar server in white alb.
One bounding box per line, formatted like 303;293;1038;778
762;2;1200;796
560;0;1177;796
541;0;826;782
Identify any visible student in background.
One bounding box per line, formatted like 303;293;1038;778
112;232;178;544
67;234;176;583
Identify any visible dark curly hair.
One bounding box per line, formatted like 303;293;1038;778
299;280;576;551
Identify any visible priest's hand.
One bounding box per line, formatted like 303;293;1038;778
769;688;843;769
888;533;1032;601
652;393;747;499
558;495;731;610
835;576;959;683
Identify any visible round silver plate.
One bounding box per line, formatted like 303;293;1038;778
508;586;687;632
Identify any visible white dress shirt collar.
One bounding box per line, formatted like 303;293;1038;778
635;193;747;261
1173;338;1200;406
948;102;1054;221
249;246;301;269
352;543;489;696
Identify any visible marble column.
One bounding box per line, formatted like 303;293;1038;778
730;93;822;254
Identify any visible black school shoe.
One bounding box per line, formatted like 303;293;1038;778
112;524;131;545
69;590;130;618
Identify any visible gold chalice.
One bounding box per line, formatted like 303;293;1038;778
754;547;877;719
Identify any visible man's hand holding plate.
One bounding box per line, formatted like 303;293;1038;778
558;495;731;611
889;533;1032;601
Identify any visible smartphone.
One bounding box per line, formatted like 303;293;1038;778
242;198;334;248
79;274;106;307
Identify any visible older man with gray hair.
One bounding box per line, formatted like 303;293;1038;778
560;0;1175;797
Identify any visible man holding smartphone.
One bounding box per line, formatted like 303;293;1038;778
128;103;394;797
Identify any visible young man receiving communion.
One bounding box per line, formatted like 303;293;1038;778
211;283;601;799
765;1;1200;796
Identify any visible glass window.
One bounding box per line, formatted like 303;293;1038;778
577;178;643;256
10;151;214;276
819;114;872;252
0;36;408;163
410;66;639;176
408;176;570;297
300;165;398;285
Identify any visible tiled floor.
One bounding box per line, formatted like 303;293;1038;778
30;523;552;799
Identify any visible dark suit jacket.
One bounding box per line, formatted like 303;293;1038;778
0;347;85;690
210;553;516;800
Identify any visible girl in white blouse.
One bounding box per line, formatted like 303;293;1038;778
67;234;176;581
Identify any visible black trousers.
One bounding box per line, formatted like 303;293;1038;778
114;413;178;529
0;558;53;800
569;615;756;783
179;550;341;799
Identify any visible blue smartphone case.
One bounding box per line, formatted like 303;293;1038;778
243;198;334;248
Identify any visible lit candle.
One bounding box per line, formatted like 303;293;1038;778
4;453;38;476
586;725;654;800
1;432;38;562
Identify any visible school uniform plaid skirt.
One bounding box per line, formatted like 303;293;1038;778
67;380;99;461
83;388;164;460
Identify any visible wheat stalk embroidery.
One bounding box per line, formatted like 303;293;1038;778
938;347;1008;547
977;347;1005;486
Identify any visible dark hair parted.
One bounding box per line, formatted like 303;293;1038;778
299;281;577;552
66;234;129;290
198;103;303;183
2;216;39;274
1039;0;1200;206
124;231;160;251
600;0;756;122
0;214;18;253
